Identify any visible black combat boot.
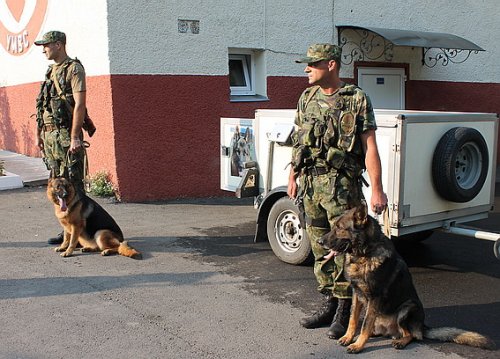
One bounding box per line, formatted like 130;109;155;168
299;294;337;329
327;298;351;339
48;231;64;245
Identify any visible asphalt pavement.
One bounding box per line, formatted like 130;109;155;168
0;150;499;359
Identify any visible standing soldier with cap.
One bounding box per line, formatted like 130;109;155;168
287;43;388;339
34;30;95;245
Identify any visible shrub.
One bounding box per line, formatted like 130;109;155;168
88;171;117;198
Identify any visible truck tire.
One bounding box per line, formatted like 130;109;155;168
267;197;313;265
432;127;488;203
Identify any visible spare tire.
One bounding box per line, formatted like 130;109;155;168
432;127;489;203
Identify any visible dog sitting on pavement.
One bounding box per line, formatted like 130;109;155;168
47;176;141;259
318;204;495;353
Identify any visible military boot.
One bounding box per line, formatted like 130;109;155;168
327;298;351;339
299;294;337;329
48;231;64;245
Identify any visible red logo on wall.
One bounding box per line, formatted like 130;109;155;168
0;0;48;56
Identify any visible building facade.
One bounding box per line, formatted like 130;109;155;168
1;0;498;201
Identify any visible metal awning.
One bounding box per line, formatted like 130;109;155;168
336;25;484;67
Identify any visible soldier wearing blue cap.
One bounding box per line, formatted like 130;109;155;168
288;43;388;339
34;30;95;245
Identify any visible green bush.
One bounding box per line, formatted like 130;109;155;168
88;171;116;198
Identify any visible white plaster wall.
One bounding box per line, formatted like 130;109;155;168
334;0;498;82
106;0;334;77
0;0;110;87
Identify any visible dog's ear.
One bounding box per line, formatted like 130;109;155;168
353;203;368;227
244;127;252;142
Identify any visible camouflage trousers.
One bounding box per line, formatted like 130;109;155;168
301;170;364;299
42;127;85;193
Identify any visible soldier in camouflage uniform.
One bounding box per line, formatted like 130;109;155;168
287;44;388;339
34;31;90;245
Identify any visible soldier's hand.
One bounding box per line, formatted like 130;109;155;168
287;178;297;199
37;137;44;151
371;191;388;215
70;138;82;153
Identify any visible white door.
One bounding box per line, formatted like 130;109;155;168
358;67;405;110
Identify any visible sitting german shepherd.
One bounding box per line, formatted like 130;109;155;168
47;177;141;259
319;204;495;353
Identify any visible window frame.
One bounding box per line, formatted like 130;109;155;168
229;53;255;96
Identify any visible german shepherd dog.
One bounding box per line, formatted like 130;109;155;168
319;204;495;353
47;177;141;259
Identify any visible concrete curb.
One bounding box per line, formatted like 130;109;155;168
0;171;24;190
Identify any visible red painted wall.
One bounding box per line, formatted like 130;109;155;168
0;83;39;156
407;80;500;113
109;75;305;201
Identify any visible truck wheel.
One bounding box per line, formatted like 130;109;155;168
432;127;488;203
267;197;313;265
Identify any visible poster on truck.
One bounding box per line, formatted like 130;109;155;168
220;118;256;191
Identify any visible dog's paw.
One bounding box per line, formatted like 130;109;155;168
130;252;142;260
60;250;73;257
54;246;66;252
101;249;111;256
338;335;353;346
392;337;412;349
346;343;364;354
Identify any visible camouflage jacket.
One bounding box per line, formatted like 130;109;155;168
291;83;376;176
35;57;86;129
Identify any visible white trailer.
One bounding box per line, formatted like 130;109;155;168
221;109;500;264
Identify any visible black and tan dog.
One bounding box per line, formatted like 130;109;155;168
319;204;495;353
47;177;141;259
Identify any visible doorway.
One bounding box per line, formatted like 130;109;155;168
357;67;406;110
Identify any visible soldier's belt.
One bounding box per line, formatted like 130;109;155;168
42;123;57;132
305;166;330;177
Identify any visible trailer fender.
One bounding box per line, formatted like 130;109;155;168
254;187;289;243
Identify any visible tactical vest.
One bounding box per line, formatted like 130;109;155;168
35;58;81;130
292;84;366;176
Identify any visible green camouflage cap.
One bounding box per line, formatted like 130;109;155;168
296;43;342;64
34;31;66;46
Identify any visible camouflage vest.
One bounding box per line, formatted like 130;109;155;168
292;83;371;175
35;58;81;129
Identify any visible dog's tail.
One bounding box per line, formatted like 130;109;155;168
118;241;142;260
424;327;495;350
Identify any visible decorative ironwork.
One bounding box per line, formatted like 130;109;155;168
337;26;481;67
422;48;479;67
338;28;393;65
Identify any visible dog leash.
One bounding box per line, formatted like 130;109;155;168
65;141;91;192
382;207;391;238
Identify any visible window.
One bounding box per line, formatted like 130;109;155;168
229;54;254;95
228;49;268;102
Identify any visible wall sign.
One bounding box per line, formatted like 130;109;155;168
0;0;48;56
178;19;200;34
